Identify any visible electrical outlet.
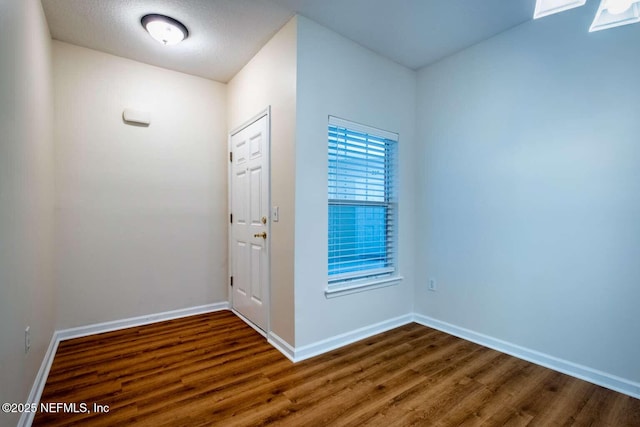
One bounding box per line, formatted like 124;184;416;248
25;326;31;354
428;278;437;292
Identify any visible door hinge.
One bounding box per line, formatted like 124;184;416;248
230;213;233;224
229;152;233;162
230;276;233;287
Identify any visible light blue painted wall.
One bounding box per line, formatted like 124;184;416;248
415;2;640;382
294;16;416;347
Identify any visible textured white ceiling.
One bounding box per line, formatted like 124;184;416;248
42;0;537;83
41;0;295;83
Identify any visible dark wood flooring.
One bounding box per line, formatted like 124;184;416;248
33;310;640;426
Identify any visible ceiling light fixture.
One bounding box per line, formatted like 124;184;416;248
590;0;640;31
141;14;188;46
534;0;587;19
607;0;635;14
534;0;640;32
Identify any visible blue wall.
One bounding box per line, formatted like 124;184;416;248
415;2;640;384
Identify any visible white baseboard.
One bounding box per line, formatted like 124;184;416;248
57;302;230;341
20;304;639;427
268;332;296;362
18;334;60;427
291;314;414;362
413;313;640;400
231;309;267;338
18;302;230;427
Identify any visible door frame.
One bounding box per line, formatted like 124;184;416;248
228;106;271;336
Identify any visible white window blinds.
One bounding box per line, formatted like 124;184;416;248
328;116;398;284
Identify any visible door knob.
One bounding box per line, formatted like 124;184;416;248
254;232;267;239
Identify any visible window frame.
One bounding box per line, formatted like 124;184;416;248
326;116;402;298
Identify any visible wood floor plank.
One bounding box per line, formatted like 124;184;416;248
33;310;640;426
382;349;498;426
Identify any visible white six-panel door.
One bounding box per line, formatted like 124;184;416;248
230;113;269;332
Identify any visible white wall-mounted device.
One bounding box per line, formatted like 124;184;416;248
122;108;151;126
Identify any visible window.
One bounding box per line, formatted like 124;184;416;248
328;116;398;292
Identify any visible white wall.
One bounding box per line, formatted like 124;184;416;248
415;3;640;384
53;42;228;329
294;17;417;346
0;1;54;425
227;17;297;345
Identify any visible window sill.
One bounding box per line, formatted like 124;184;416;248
325;275;403;299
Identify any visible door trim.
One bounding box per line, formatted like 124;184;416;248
228;106;271;334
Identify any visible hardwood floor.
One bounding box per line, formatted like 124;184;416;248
34;311;639;426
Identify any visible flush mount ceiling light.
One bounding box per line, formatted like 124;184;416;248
141;14;188;46
534;0;640;31
534;0;587;19
590;0;640;31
